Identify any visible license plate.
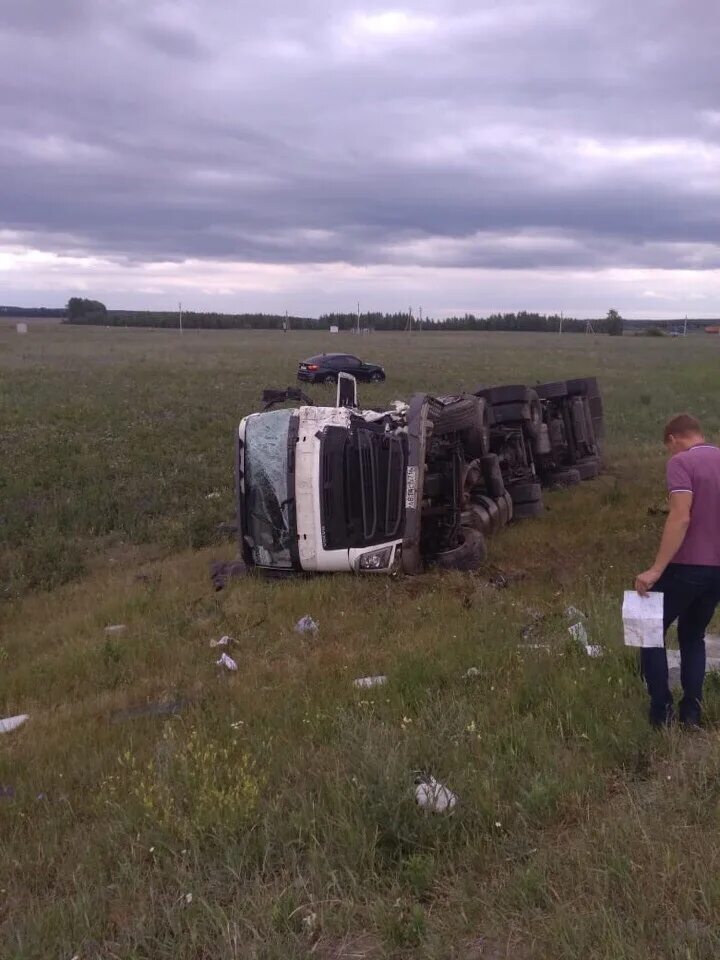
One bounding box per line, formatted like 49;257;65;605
405;466;418;509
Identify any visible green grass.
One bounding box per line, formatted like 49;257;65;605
2;321;720;958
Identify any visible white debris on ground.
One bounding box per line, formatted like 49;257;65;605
568;621;603;658
565;606;586;622
216;652;238;672
622;591;664;647
352;675;387;689
415;776;458;814
209;635;232;648
463;666;480;679
295;615;319;634
104;624;127;634
206;492;221;499
0;714;29;735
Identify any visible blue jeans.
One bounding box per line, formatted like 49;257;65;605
640;563;720;724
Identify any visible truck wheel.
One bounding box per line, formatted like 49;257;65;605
503;490;514;523
576;457;600;480
491;401;531;425
466;503;491;534
434;396;484;435
509;481;542;503
495;494;510;528
509;481;544;520
480;454;505;498
476;384;529;405
432;527;487;570
546;468;581;488
431;527;487;571
463;396;490;458
536;380;568;400
513;500;545;519
475;494;501;534
323;374;337;385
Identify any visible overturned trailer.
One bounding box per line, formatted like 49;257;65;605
226;375;604;578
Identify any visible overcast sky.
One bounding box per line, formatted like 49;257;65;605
1;0;719;317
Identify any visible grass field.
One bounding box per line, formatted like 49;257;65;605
2;321;720;959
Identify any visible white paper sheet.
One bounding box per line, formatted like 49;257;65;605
622;591;664;648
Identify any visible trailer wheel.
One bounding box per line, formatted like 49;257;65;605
431;527;487;571
536;380;568;400
546;467;581;488
575;457;600;480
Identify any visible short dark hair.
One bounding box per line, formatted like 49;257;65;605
663;413;702;443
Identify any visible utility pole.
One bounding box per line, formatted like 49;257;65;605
179;302;183;335
357;301;360;335
683;314;688;337
558;311;563;335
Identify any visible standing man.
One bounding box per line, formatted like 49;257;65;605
636;414;720;728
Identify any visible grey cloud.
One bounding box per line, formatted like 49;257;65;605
1;0;720;303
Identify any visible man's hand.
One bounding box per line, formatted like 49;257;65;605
636;568;662;596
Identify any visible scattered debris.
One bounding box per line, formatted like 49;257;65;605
295;615;319;635
36;792;48;801
568;622;603;658
521;643;551;651
463;666;481;679
565;605;586;622
104;624;127;635
0;785;16;800
110;698;189;723
209;559;247;591
206;491;221;500
568;622;589;645
0;714;29;734
209;635;232;648
302;912;319;937
353;675;387;689
184;892;193;904
216;652;238;672
415;775;458;814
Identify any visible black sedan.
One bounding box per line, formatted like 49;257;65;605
297;353;386;384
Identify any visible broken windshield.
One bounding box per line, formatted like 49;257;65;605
243;409;295;568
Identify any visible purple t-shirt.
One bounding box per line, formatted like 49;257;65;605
666;443;720;566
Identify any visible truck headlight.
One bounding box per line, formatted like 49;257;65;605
358;546;394;570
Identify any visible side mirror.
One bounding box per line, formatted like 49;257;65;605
337;372;358;408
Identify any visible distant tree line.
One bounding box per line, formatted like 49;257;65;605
0;305;66;318
62;298;624;335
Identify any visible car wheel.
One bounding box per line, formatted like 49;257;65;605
575;457;600;480
430;527;487;571
323;374;336;385
546;467;581;488
370;370;384;382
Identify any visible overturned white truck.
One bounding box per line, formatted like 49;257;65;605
225;375;603;579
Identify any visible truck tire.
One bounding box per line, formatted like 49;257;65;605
565;378;589;396
480;454;505;498
475;494;501;534
466;503;491;534
431;527;487;571
576;457;600;480
495;494;510;528
503;490;514;523
509;481;542;504
491;401;531;425
434;396;483;436
546;467;581;488
463;397;490;458
508;480;544;520
475;384;529;405
536;380;568;400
